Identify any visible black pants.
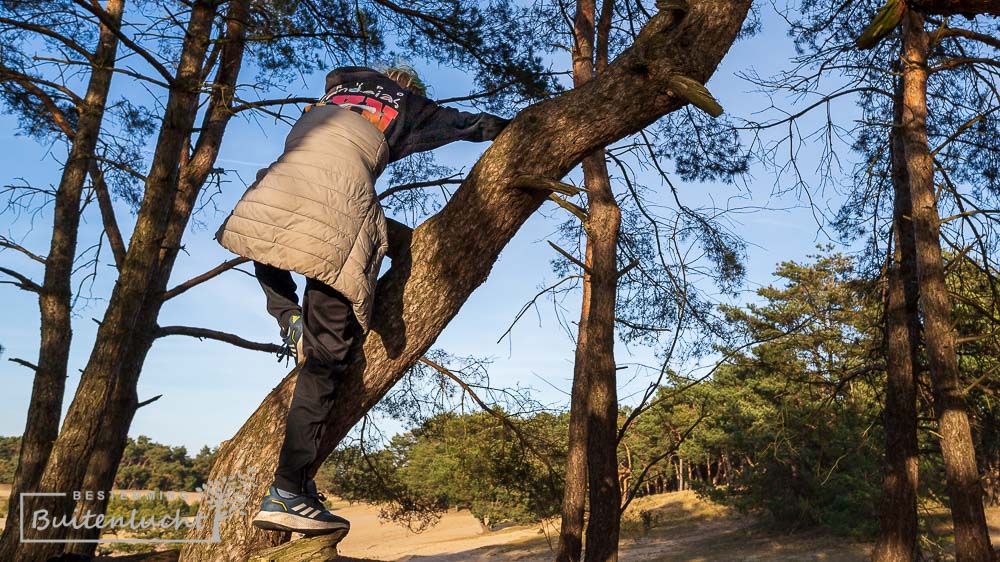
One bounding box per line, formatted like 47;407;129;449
254;261;355;494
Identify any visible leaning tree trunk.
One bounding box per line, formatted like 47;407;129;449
900;11;994;562
872;84;922;562
180;2;752;559
12;3;218;561
0;2;124;558
64;2;249;554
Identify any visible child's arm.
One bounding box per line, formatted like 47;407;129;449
397;97;510;158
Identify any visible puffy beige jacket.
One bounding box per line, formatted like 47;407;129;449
215;106;390;332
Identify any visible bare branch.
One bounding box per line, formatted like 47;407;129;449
163;257;249;301
0;236;46;264
136;394;163;409
0;17;93;62
89;164;126;268
548;240;591;273
547;193;588;222
417;355;561;480
156;325;281;354
8;357;38;371
0;266;41;292
378;175;463;201
232;96;316;114
511;174;587;196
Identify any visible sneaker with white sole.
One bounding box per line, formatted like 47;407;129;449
251;484;350;538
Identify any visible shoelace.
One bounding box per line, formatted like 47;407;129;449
275;341;296;366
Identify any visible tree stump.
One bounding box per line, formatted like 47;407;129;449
247;535;340;561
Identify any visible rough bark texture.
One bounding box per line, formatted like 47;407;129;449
65;2;249;554
556;237;593;562
12;3;218;560
0;2;124;558
247;534;338;561
180;2;751;559
581;150;622;562
900;11;994;562
873;88;921;562
555;1;599;560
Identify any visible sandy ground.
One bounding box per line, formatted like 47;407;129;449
331;491;874;562
3;484;1000;561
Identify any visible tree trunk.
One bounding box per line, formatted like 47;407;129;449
64;2;249;554
180;2;752;558
581;147;622;562
579;1;623;559
900;11;994;562
556;1;601;559
556;235;593;562
12;3;218;560
873;83;921;562
0;2;124;558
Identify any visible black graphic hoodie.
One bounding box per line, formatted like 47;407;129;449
320;66;510;163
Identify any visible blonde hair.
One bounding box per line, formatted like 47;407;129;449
383;64;427;96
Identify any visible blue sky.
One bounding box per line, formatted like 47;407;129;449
0;6;855;453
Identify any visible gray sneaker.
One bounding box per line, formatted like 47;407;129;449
252;484;350;538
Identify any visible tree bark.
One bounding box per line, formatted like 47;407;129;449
900;11;994;562
555;1;600;559
12;3;218;560
577;4;624;554
246;533;339;561
873;83;922;562
180;2;752;558
65;2;250;554
0;2;124;558
556;240;593;562
580;148;622;562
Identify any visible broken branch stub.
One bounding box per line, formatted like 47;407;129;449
857;0;906;49
667;75;723;117
511;174;586;196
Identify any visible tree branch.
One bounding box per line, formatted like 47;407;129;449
89;164;127;268
0;267;41;292
378;176;463;201
156;325;281;354
511;174;587;196
136;394;163;409
8;357;38;371
163;257;249;301
549;240;592;273
0;236;46;264
69;0;179;86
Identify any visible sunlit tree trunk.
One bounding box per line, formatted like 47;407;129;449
12;3;219;560
63;2;250;554
899;11;993;562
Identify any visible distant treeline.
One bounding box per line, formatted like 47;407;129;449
317;251;1000;538
0;435;216;492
